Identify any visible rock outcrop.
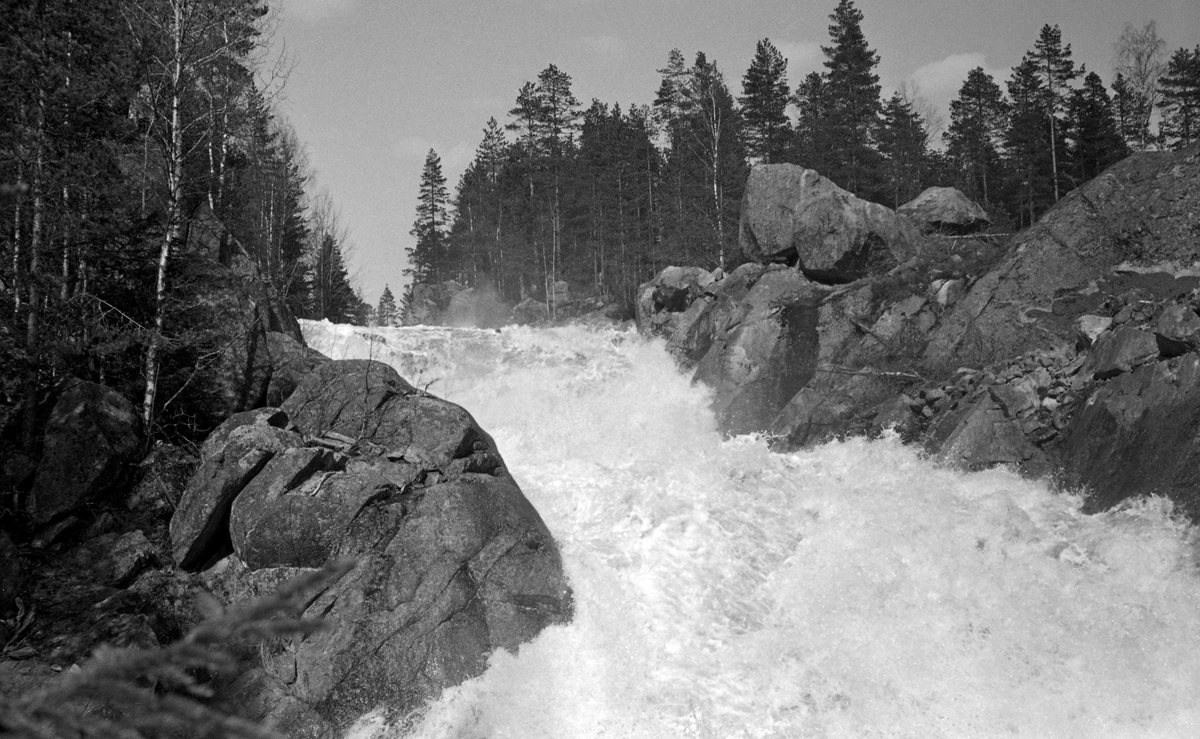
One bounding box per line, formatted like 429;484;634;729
739;164;922;281
28;378;143;524
924;145;1200;370
898;186;991;234
167;358;572;733
643;145;1200;520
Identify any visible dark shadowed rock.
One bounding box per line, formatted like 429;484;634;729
0;530;19;619
1153;302;1200;357
635;266;715;338
898;186;990;234
59;530;159;588
1078;326;1159;380
265;332;330;407
739;164;922;282
28;378;142;524
1062;354;1200;519
170;420;304;570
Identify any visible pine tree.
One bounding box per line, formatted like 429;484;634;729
739;39;791;163
407;149;451;284
1159;46;1200;149
376;285;397;327
877;92;930;207
791;71;829;167
1111;73;1150;147
945;67;1009;205
1023;24;1080;202
819;0;884;196
1005;59;1056;227
1066;71;1129;183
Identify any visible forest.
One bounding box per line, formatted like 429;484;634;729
0;0;364;441
398;0;1200;323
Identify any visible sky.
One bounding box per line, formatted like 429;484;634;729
267;0;1199;306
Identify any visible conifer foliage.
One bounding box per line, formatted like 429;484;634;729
1;0;365;444
406;0;1190;322
739;39;791;163
407;149;451;284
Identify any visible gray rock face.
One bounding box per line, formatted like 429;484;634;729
170;417;303;570
694;268;825;435
28;378;143;524
898;186;990;234
739;164;922;282
635;266;715;339
1062;354;1200;520
925;146;1200;369
168;358;572;732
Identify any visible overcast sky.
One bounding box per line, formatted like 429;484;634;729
268;0;1199;306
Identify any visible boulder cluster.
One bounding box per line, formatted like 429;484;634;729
639;148;1200;520
1;332;571;735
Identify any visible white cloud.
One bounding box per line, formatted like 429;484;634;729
905;53;1008;129
775;40;824;79
279;0;363;22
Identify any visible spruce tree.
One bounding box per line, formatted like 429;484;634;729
1023;24;1080;202
739;39;792;163
407;149;451;284
1004;59;1056;227
819;0;884;196
1159;46;1200;149
945;67;1009;205
878;92;930;207
1066;71;1129;183
376;285;397;326
791;71;829;168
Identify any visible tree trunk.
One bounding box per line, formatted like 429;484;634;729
143;1;185;430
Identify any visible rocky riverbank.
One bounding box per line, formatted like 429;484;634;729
637;144;1200;520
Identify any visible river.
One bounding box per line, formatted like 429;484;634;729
302;319;1200;739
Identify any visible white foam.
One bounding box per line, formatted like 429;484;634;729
304;320;1200;739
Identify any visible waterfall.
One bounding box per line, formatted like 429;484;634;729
302;319;1200;739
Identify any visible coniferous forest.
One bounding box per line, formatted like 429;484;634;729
401;1;1200;322
1;0;364;441
2;0;1198;437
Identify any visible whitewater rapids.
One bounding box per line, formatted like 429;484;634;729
302;319;1200;739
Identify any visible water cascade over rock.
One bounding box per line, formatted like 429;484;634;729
302;320;1200;739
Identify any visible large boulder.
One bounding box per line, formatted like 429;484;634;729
169;357;572;732
739;164;922;282
693;268;825;435
28;378;142;524
634;266;716;339
924;145;1200;370
666;263;766;363
898;186;990;234
169;411;302;570
1060;353;1200;519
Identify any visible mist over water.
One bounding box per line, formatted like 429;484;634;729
302;319;1200;739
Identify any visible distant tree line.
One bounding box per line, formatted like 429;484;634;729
400;0;1199;317
1;0;364;440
